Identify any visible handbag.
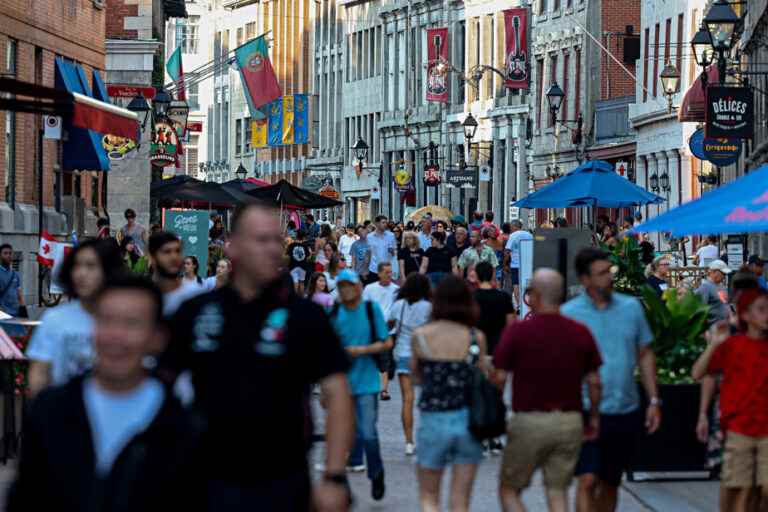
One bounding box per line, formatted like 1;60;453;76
466;328;507;441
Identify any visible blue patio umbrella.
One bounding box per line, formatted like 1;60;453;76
633;164;768;236
514;160;664;209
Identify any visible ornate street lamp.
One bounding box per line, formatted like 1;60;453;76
660;64;680;113
235;162;248;180
705;0;739;51
546;82;565;125
152;86;172;116
691;24;715;68
660;172;670;192
649;173;660;192
126;93;151;131
352;137;369;162
462;113;478;143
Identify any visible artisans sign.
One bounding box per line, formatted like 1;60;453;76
445;167;477;188
706;86;754;139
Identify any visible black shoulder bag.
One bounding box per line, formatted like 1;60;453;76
466;328;507;441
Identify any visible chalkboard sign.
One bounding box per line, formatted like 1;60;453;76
164;210;209;275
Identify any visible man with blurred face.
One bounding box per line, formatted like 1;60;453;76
418;218;433;250
8;275;204;512
162;203;354;512
149;232;203;317
363;262;400;401
447;226;470;259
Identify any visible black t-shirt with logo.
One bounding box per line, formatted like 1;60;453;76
287;242;312;271
475;288;515;353
425;246;455;273
398;247;425;276
162;278;349;481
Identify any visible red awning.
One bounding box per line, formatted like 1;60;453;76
71;92;138;140
678;66;719;123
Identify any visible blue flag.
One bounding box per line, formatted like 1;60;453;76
293;94;309;144
267;99;283;146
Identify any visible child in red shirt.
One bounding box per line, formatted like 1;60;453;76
692;288;768;511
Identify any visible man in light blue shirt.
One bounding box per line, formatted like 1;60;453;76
330;269;392;501
417;218;433;250
561;248;660;512
367;215;397;280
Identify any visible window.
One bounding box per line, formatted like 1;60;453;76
187;80;199;110
245;118;253;153
536;58;544;130
235;119;242;155
574;48;581;117
664;18;671;65
178;16;200;54
653;23;659;97
4;39;16;207
237;27;243;47
457;21;466;104
676;13;684;91
643;28;649;101
548;54;558;127
245;22;256;41
562;53;570;121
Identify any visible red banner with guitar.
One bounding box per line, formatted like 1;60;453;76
426;27;449;103
504;9;529;89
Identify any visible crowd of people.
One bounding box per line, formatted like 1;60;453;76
3;203;768;512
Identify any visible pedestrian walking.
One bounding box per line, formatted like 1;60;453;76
363;262;399;401
696;259;733;325
308;271;335;309
457;230;498;275
305;213;321;244
411;276;487;512
26;239;124;397
183;256;205;287
148;232;205;317
503;221;532;311
287;229;313;295
351;225;373;284
474;262;515;356
692;288;768;512
387;273;432;455
119;237;149;274
203;257;231;291
329;269;392;501
561;248;661;512
398;231;425;281
162;203;354;511
119;208;148;255
493;268;603;512
339;224;359;264
323;254;342;294
368;215;398;284
8;275;205;512
0;244;23;317
418;218;433;251
420;231;457;286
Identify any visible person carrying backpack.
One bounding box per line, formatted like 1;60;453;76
328;269;393;502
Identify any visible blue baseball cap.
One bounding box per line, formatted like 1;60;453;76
336;269;361;284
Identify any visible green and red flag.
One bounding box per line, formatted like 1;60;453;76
166;46;186;100
235;35;281;118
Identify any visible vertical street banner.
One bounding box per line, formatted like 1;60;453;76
426;28;449;103
282;95;295;145
235;35;282;118
164;210;209;276
267;99;283;146
293;94;309;144
504;8;530;89
252;119;268;148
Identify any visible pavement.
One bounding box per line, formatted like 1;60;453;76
311;379;721;511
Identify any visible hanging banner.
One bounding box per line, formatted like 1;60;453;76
393;161;413;192
150;118;179;168
282;95;295;145
426;28;449;103
424;164;441;186
703;138;741;166
252;119;268;148
504;9;530;90
267;99;283;146
294;94;309;144
705;86;754;139
102;134;137;160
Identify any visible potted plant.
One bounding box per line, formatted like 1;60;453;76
628;286;711;477
600;237;646;295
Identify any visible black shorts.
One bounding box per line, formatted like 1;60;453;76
509;268;520;286
574;410;642;487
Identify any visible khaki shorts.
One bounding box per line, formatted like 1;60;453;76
722;432;768;488
501;411;583;491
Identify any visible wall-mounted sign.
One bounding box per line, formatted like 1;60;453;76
107;85;156;99
102;134;137;160
187;121;203;132
150;119;178;168
445;167;477;188
43;115;62;139
393;161;413;192
319;184;340;200
706;86;754;139
479;165;491;182
424;164;441;186
703;137;741;167
689;128;707;160
371;184;381;200
167;105;189;138
615;161;629;179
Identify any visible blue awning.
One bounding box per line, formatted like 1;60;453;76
55;57;110;172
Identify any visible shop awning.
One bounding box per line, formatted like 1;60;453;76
678;66;719;123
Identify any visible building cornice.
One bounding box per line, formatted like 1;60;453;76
106;39;162;54
629;108;678;129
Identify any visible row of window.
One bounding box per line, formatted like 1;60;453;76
234;117;255;156
641;12;688;102
535;47;582;132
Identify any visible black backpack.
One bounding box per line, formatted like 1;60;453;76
329;301;389;372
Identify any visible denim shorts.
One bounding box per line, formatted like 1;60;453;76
417;408;484;470
395;356;411;375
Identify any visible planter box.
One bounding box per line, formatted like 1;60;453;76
628;383;709;478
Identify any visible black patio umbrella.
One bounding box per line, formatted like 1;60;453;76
151;177;254;207
221;178;263;195
245;179;342;209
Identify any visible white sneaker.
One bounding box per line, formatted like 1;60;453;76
405;443;416;456
346;464;366;473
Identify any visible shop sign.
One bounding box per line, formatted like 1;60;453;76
393;161;413;192
424;164;441;186
106;85;156;99
150;119;178;168
371;184;381;200
689;128;707;160
479;165;491;182
445;167;477;188
703;137;741;167
102;134;137;160
319;184;340;200
705;86;754;139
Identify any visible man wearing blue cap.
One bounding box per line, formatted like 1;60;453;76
329;269;393;501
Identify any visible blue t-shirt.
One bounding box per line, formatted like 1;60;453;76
561;292;653;415
0;265;20;316
331;301;389;396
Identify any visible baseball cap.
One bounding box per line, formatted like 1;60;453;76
748;255;765;267
709;260;733;274
336;269;360;284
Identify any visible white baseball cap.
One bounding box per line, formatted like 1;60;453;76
708;259;733;274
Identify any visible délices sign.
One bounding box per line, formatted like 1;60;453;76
706;86;754;139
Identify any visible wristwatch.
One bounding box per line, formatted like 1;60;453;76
324;472;349;486
649;396;662;407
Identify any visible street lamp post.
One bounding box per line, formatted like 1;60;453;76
660;64;681;113
546;83;565;126
235;162;248;181
461;113;478;166
703;0;739;85
153;86;172;117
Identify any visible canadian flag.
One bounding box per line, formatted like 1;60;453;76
37;231;64;267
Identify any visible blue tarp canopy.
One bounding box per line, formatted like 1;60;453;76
514;160;664;209
54;57;110;172
633;164;768;236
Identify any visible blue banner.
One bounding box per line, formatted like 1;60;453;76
267;99;283;146
293;94;309;144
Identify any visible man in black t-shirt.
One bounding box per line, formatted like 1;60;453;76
287;229;313;295
473;262;515;354
162;204;354;512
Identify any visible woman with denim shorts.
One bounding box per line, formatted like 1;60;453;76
387;273;432;456
411;276;488;512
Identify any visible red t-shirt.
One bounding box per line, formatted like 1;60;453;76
493;313;602;412
708;335;768;437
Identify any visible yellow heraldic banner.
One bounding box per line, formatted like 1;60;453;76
252;119;268;148
282;95;294;145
